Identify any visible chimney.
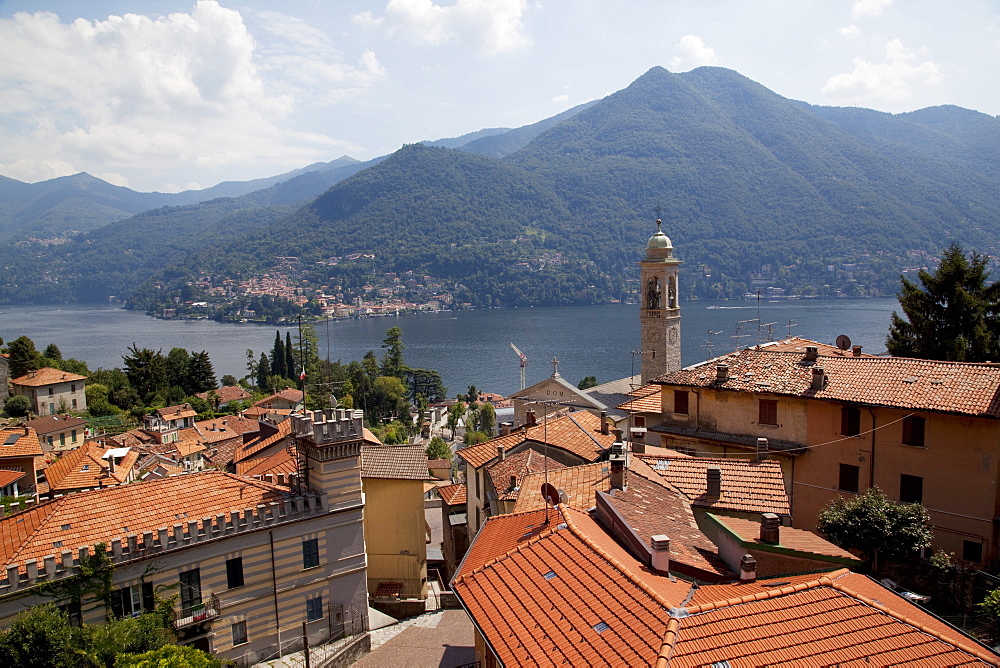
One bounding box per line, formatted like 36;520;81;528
600;411;609;435
805;346;819;362
716;363;729;383
811;366;826;390
500;422;512;436
108;455;115;474
630;427;647;455
497;445;505;461
739;554;757;582
509;475;518;491
760;512;781;544
23;425;29;435
650;535;670;573
706;467;721;498
755;437;768;461
852;345;863;357
609;441;627;491
526;410;536;427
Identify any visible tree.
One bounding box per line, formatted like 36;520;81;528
578;375;599;390
886;244;1000;361
272;332;286;379
116;644;226;667
816;486;931;571
285;331;296;382
463;431;488;446
466;385;479;403
4;394;31;417
164;348;191;387
256;353;271;392
220;374;238;387
185;351;216;394
43;343;62;361
382;326;405;379
476;402;496;436
426;436;452;460
123;345;167;399
245;349;258;387
0;604;81;668
7;335;40;379
447;400;466;441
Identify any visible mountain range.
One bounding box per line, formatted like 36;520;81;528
1;66;999;309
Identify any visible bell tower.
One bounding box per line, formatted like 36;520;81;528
639;218;681;383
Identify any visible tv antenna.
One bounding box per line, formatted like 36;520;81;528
762;322;778;343
704;330;723;357
510;342;527;390
786;318;798;338
733;318;758;351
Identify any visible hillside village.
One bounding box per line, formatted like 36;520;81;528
3;224;1000;666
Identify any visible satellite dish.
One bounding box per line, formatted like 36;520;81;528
329;394;339;409
541;482;560;507
836;334;852;351
557;489;569;505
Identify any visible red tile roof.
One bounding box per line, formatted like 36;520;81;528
0;467;26;488
194;385;251;404
437;483;466;506
757;336;876;357
654;348;1000;418
486;449;566;501
252;388;303;407
234;419;292;465
636;454;790;515
0;471;290;567
513;461;610;513
241;444;298;478
456;411;614;469
45;442;138;493
155;404;197;421
195;415;259;444
0;427;44;458
712;513;858;561
22;415;87;436
10;367;87;387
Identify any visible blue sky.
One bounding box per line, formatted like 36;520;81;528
1;0;997;192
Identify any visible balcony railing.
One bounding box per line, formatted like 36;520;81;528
174;592;221;629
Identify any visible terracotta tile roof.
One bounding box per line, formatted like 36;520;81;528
0;427;44;458
0;467;26;488
174;430;207;458
437;483;466;506
195;415;260;444
361;445;428;480
756;336;876;357
636;454;791;515
654;348;1000;418
106;430;156;449
0;471;291;567
155;404;197;421
456;411;614;469
617;386;662;413
513;461;610;513
242;406;295;420
252;388;303;407
45;442;138;493
426;458;451;468
10;367;87;387
712;513;859;561
662;573;997;666
194;385;251;404
486;449;565;501
687;568;848;606
241;443;298;478
453;506;689;667
22;415;87;436
200;436;242;469
234;419;292;464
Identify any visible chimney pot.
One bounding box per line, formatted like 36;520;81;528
526;410;536;427
756;437;768;461
717;363;729;382
509;475;518;491
760;512;781;544
811;365;826;390
609;441;627;491
740;554;757;581
600;411;609;435
706;467;721;498
852;345;863;357
497;445;505;461
805;346;819;361
650;534;671;573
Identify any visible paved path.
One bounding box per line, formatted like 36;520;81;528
351;609;475;668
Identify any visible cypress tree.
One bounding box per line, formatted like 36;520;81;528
272;331;285;379
285;332;296;380
256;353;271;391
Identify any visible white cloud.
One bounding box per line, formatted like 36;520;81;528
839;25;861;38
552;93;569;104
822;38;941;104
0;1;380;190
851;0;892;19
353;0;531;55
670;34;718;71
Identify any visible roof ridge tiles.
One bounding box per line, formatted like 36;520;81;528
827;580;1000;664
559;505;684;611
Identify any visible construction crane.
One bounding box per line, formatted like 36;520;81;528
510;342;527;390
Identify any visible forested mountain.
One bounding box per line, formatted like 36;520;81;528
1;65;999;310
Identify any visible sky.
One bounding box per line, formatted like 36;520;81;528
0;0;998;193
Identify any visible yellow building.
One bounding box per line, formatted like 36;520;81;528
361;444;430;600
648;344;1000;567
0;409;372;664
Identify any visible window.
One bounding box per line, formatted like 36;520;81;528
963;540;984;563
110;583;154;618
72;399;77;409
902;416;925;447
179;569;202;615
47;436;53;446
59;433;65;447
71;429;77;443
306;595;323;622
302;538;320;569
226;557;244;589
634;415;646;429
673;390;689;415
838;464;860;493
759;399;778;426
900;474;923;504
231;620;248;646
841;406;861;436
48;388;54;396
71;384;76;393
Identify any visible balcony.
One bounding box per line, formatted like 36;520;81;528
174;592;220;629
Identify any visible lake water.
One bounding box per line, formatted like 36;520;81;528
0;298;899;397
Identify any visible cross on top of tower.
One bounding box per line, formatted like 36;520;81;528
551;357;560;377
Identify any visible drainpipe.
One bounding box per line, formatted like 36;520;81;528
865;407;877;490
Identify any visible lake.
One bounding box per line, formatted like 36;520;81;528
0;298;899;397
